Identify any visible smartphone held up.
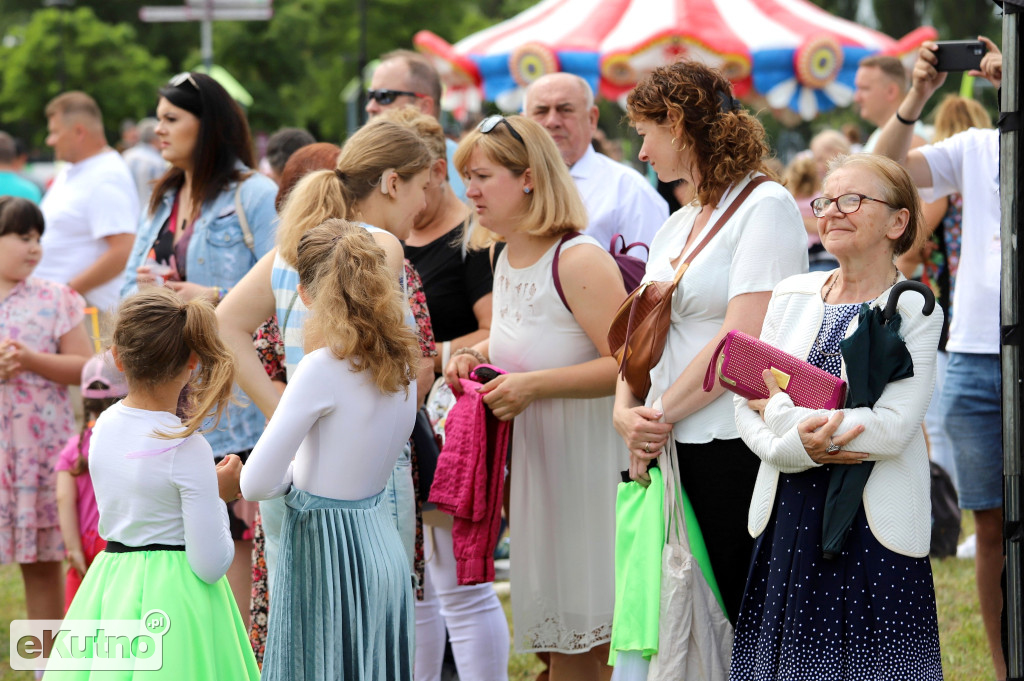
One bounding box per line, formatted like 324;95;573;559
933;40;986;72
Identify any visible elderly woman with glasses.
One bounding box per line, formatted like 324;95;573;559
120;71;279;623
446;114;627;680
730;153;944;680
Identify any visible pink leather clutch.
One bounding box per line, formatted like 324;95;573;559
703;330;847;409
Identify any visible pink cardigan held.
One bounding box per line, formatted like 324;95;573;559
428;378;510;585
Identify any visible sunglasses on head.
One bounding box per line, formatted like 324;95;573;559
367;89;427;105
168;71;199;90
478;115;525;146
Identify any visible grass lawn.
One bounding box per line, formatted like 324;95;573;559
0;515;993;680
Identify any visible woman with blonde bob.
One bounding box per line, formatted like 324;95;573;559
242;219;419;680
730;153;943;679
218;118;431;591
445;115;627;679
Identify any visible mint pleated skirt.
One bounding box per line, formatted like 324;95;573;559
261;486;413;681
44;549;259;680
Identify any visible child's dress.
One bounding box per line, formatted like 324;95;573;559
0;277;84;564
51;402;259;680
54;429;106;610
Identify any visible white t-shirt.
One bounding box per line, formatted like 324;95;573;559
644;175;808;443
38;149;139;312
241;347;416;502
89;403;233;584
919;128;1000;354
571;145;668;258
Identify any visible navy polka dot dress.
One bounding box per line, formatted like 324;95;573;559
729;303;944;680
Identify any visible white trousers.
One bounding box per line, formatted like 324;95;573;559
414;524;510;681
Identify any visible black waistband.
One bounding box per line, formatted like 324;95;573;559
105;541;186;553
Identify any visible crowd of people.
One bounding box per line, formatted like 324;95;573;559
0;31;1010;681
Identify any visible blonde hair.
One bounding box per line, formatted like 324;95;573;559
454;115;586;244
824;154;921;257
380;106;447;161
932;95;993;143
296;219;418;395
784;155;818;198
277;118;432;267
112;288;235;439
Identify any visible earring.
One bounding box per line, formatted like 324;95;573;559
523;187;532;194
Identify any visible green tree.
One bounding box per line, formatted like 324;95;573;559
0;7;170;147
930;0;1001;42
808;0;859;21
872;0;926;39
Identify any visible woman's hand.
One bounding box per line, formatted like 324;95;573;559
216;454;243;502
613;403;673;475
444;353;482;395
479;373;536;421
797;411;868;464
66;548;88;577
165;280;219;304
748;369;784;420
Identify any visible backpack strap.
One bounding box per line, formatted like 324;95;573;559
552;231;584;311
610;232;650;259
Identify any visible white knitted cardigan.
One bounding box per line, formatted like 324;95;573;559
735;270;941;558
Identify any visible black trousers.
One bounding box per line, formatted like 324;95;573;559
675;437;761;623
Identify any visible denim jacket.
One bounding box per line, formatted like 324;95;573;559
122;170;279;456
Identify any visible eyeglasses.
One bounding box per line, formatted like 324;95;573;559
810;193;896;218
168;71;199;90
478;115;525;146
366;89;427;105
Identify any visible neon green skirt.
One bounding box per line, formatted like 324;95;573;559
44;549;259;680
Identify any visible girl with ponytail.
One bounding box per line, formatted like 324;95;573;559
54;287;259;680
241;219;418;680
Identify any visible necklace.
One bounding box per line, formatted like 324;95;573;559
815;269;899;357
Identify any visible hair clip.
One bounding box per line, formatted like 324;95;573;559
716;89;742;114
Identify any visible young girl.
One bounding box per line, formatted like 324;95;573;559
52;288;259;680
0;196;92;630
55;351;128;611
241;219;419;680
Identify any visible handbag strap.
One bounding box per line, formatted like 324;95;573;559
619;176;772;375
673;175;771;277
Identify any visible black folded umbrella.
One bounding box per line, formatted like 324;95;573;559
821;281;935;559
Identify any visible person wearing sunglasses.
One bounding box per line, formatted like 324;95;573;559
730;153;943;680
446;115;627;679
120;71;279;624
366;50;466;200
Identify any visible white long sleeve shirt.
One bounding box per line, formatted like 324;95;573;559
241;348;416;502
89;403;233;584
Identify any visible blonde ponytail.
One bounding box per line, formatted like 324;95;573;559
296;219;418;394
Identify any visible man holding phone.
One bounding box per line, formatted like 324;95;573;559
874;35;1005;680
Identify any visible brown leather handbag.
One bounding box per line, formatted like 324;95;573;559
608;176;771;401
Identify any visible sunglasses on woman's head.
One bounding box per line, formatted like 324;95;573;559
366;89;427;105
478;115;525;146
168;72;199;90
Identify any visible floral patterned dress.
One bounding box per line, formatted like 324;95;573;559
0;278;85;564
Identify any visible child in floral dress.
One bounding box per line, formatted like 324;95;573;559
0;196;92;632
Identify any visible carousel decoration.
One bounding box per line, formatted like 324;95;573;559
414;0;937;121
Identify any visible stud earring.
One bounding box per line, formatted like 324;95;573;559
524;187;532;194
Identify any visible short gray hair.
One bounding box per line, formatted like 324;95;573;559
0;131;15;164
137;118;159;144
524;73;594;111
